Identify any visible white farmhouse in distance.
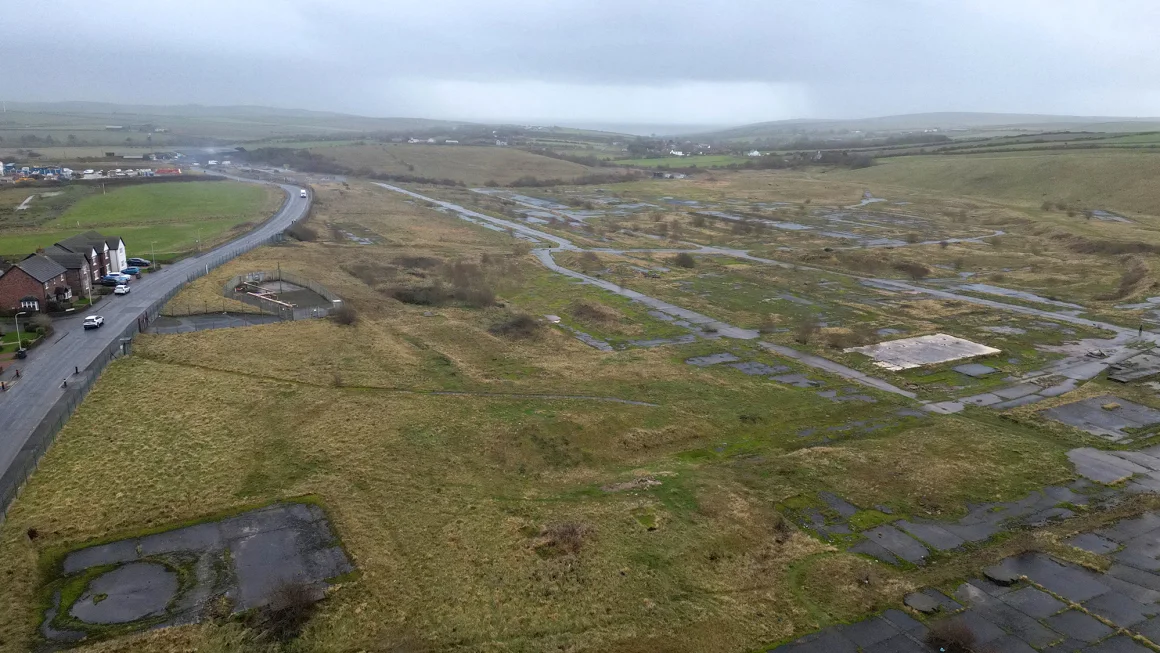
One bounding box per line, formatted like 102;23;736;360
747;150;762;157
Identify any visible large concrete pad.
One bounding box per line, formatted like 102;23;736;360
43;502;352;645
69;562;177;624
845;333;1000;371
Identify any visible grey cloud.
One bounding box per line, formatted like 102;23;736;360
4;0;1160;124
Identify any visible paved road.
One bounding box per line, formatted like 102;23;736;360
0;176;309;482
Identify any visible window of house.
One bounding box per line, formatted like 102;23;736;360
20;299;39;310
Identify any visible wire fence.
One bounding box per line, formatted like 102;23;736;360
0;185;311;523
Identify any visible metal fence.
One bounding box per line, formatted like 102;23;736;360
0;185;310;522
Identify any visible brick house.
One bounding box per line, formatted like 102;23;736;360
55;231;118;278
42;249;93;298
0;254;71;313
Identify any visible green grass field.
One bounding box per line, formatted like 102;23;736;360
309;143;599;185
835;149;1160;215
614;155;751;168
0;181;281;258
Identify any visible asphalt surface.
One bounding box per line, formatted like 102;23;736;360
0;176;308;484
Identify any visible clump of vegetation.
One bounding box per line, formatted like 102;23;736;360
925;618;976;653
569;300;621;325
793;316;819;344
822;326;875;350
370;257;497;308
892;261;931;280
577;251;603;272
285;223;318;241
489;314;541;338
332;304;358;326
536;522;589;557
671;252;696;269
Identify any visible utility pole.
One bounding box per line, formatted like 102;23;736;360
151;241;157;270
14;311;26;352
278;262;283;295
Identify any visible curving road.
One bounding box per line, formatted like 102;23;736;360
0;176;309;498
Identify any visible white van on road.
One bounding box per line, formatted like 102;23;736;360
299;189;308;198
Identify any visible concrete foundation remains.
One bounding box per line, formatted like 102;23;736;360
846;333;1000;371
40;502;352;645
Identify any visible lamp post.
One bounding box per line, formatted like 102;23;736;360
14;311;26;353
150;241;157;270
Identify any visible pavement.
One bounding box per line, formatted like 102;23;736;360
0;175;308;492
42;502;350;643
771;514;1160;652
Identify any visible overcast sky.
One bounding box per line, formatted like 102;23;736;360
5;0;1160;127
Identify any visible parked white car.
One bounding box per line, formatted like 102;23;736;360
114;284;130;295
83;315;104;330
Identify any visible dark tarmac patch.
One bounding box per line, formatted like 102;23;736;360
1042;395;1160;443
685;353;740;366
40;501;352;646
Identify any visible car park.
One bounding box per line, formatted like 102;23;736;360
121;267;141;275
114;284;130;295
82;315;104;330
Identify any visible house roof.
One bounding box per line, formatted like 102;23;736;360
16;254;68;283
43;250;89;270
106;236;124;249
56;230;109;255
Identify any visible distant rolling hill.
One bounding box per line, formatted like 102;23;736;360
0;101;475;140
692;112;1160;141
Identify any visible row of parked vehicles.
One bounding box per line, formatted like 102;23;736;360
85;258;155;329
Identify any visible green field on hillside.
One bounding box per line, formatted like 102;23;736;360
615;155;750;167
836;150;1160;214
0;181;281;258
310;143;600;185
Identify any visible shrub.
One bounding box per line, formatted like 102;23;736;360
925;618;976;653
793;317;819;344
1041;201;1053;211
578;251;602;272
390;284;446;305
892;261;931;280
691;214;707;228
570;300;620;324
20;339;33;349
248;582;319;643
672;252;696;269
30;314;52;330
332;304;358;326
489;314;541;338
285;223;318;241
393;256;443;270
539;522;587;556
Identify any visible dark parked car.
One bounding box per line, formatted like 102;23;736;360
98;275;124;287
121;267;141;275
127;257;151;267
